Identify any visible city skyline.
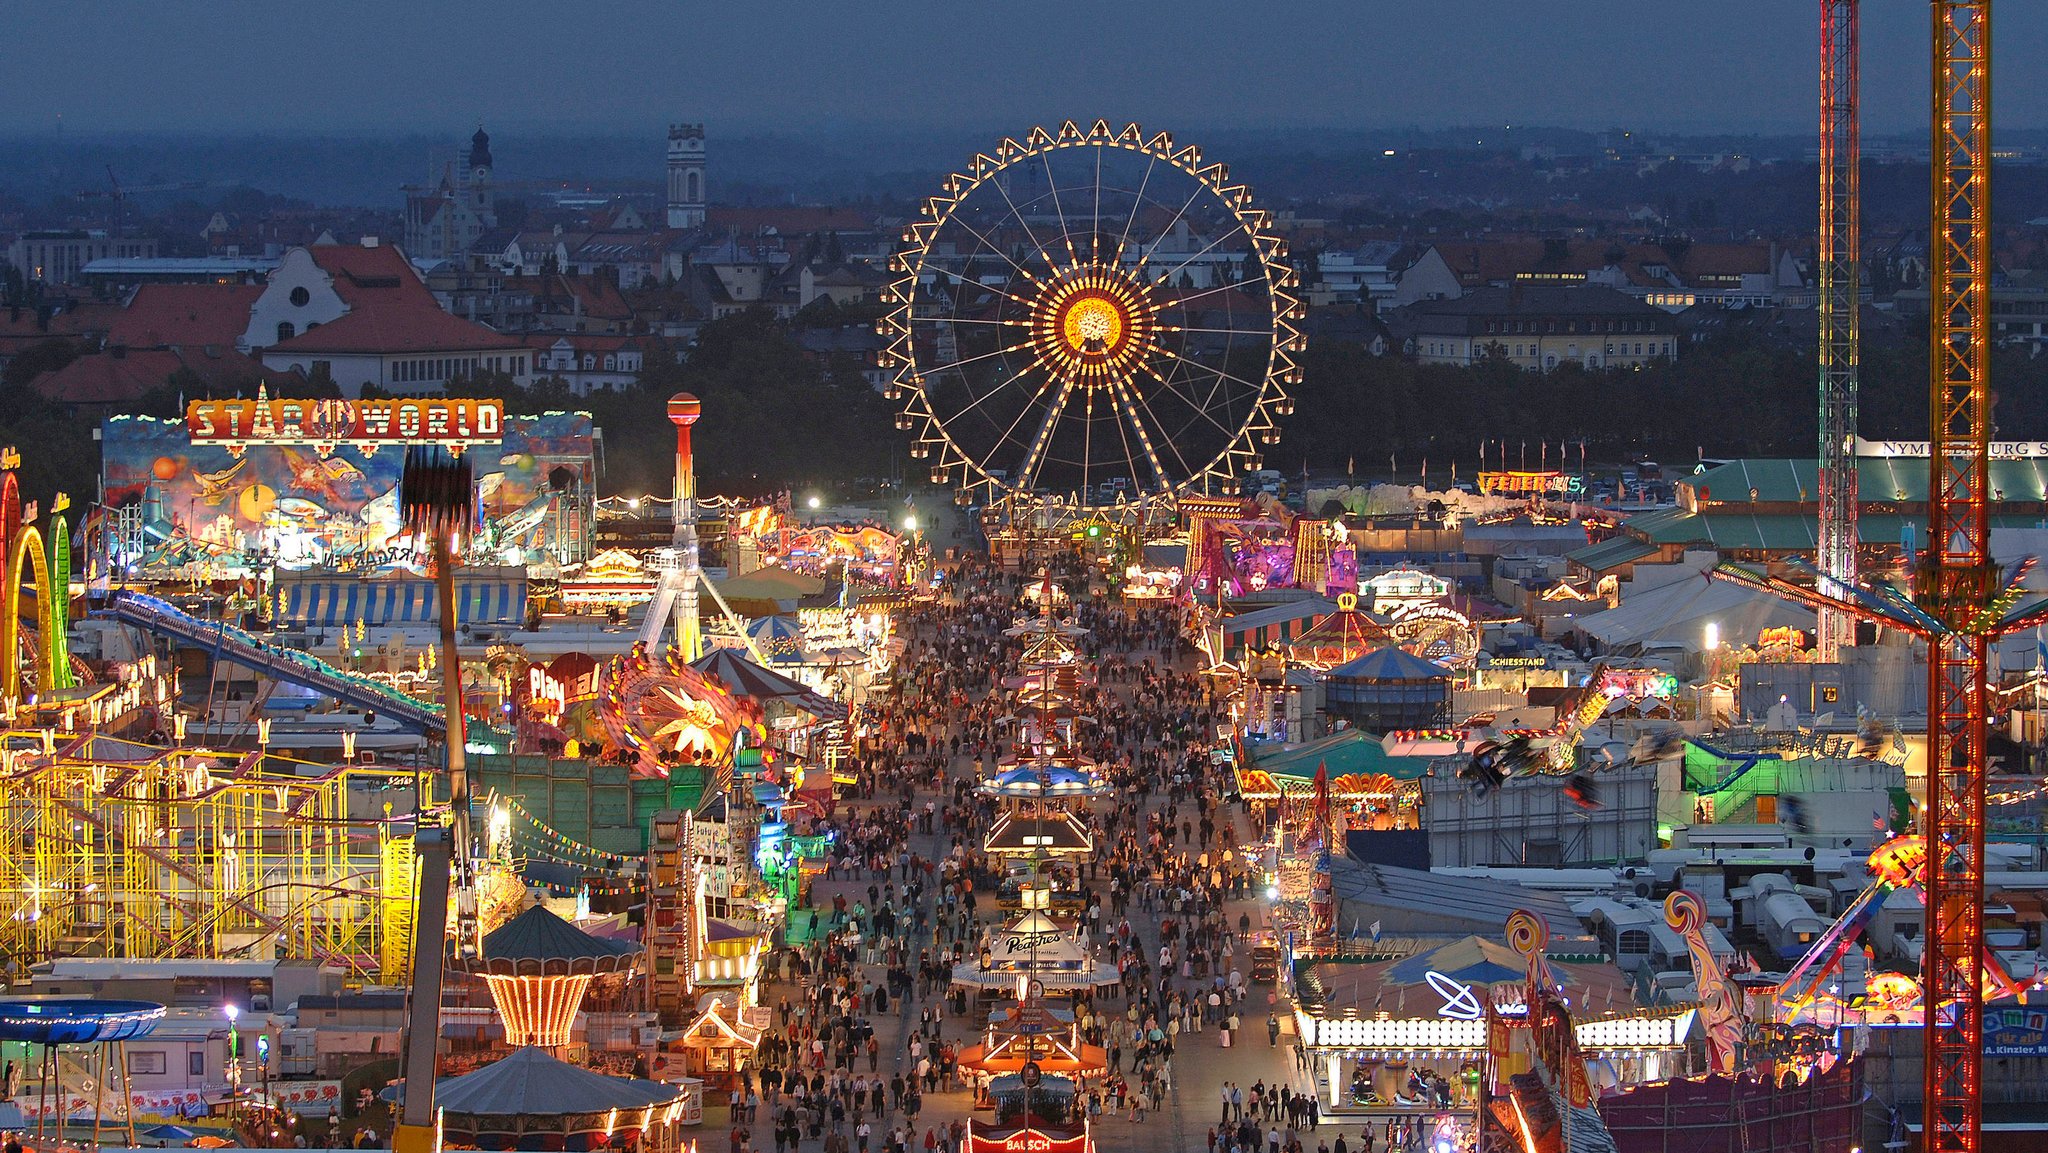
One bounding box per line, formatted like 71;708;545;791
5;1;2048;136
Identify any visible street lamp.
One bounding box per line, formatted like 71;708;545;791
806;495;822;510
224;1004;242;1098
903;515;919;533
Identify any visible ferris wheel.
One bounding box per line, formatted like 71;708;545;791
881;120;1303;509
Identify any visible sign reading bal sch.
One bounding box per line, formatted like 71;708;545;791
187;396;504;456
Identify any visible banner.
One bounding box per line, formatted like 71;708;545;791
269;1079;346;1113
1985;1006;2048;1056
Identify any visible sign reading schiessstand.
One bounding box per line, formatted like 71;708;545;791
186;397;504;457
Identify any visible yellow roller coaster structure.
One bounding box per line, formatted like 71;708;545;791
0;731;419;981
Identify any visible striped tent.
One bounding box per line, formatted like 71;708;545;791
746;615;806;665
691;646;849;721
278;576;526;627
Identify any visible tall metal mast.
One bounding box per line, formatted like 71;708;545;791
1923;3;1993;1149
1816;0;1861;661
1715;8;2004;1145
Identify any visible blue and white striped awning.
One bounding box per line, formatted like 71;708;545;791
279;578;526;627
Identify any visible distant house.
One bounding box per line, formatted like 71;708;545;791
1315;242;1460;307
247;239;535;396
1419;238;1803;311
1396;284;1678;370
523;333;643;394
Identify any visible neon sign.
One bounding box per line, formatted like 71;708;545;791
1477;471;1584;496
187;397;504;456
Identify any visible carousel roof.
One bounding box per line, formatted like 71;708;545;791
1327;646;1450;682
1286;604;1393;666
1386;936;1557;988
468;905;641;974
413;1046;683;1116
980;766;1109;798
692;646;849;721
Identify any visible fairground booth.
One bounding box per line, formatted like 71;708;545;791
1293;934;1697;1115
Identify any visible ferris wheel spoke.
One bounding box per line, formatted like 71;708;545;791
907;314;1029;328
1106;377;1177;490
1136;361;1241;440
1161;326;1283;338
1131;185;1207;275
1114;153;1160;264
927;241;1040;304
1162;279;1274;310
1016;374;1079;492
1038;151;1078;268
1091;147;1103;265
943;353;1053;427
932;335;1039;376
1146;344;1273;400
984;376;1063;479
983;163;1058;269
1152;219;1252;284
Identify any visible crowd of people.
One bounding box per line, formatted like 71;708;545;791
721;551;1369;1153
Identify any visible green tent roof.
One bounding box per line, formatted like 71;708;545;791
1248;729;1435;782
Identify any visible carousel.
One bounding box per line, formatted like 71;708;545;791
965;1069;1092;1153
454;904;642;1050
956;999;1110;1105
393;1046;694;1153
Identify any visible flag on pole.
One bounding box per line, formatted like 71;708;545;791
1369;919;1382;942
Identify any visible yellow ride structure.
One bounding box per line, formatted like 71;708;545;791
0;732;418;981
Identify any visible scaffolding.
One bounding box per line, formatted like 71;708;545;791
0;732;418;980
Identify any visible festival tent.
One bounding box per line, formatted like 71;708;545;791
745;615;806;664
1571;573;1813;654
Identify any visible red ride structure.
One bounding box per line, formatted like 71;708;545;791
1921;5;1993;1148
1714;5;2017;1148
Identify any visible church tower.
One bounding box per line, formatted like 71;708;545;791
467;125;496;225
666;124;706;229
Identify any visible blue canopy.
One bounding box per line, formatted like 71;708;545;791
0;999;164;1044
1328;646;1449;682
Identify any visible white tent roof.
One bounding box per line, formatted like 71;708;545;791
1574;574;1813;652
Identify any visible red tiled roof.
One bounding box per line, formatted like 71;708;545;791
32;346;271;406
267;242;523;355
519;333;640;353
105;284;263;349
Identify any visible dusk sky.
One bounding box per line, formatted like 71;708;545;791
5;1;2046;137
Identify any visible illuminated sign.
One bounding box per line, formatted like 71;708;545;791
1002;928;1066;954
187;397;504;456
1599;668;1679;700
1856;436;2048;460
1426;971;1486;1020
1477;470;1585;496
527;666;567;717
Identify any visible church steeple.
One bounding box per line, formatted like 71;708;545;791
468;125;493;173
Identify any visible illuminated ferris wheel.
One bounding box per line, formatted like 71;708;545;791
881;120;1303;509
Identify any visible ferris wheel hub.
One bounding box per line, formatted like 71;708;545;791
1033;265;1152;385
